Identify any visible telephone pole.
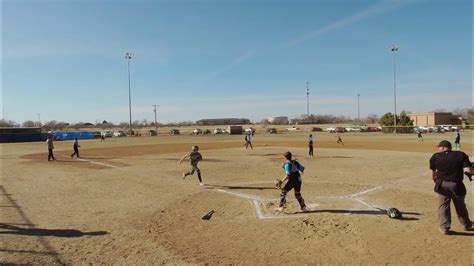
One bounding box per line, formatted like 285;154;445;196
357;94;360;123
153;104;159;134
391;45;398;133
306;81;310;117
125;52;134;135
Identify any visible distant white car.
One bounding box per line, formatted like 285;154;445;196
325;127;335;133
286;126;302;131
213;128;223;134
113;131;126;137
192;128;202;135
345;127;361;132
101;131;113;138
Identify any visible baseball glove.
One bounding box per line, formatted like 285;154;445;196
275;179;283;189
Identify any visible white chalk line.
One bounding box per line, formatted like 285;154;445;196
215;188;305;219
213;184;391;220
57;154;118;169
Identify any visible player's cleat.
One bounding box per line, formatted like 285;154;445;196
199;182;204;186
274;206;285;212
182;173;187;179
438;227;451;235
465;223;473;231
301;207;309;212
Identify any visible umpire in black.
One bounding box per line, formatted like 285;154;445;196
429;140;472;234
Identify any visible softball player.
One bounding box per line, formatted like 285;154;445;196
179;145;203;185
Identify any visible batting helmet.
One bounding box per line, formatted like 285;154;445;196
387;208;402;219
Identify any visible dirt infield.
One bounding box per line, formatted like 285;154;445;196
2;133;473;264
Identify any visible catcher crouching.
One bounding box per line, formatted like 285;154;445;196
275;151;308;212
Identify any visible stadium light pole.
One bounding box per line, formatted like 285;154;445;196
306;81;310;117
357;93;360;123
153;104;159;133
125;52;134;136
391;45;398;133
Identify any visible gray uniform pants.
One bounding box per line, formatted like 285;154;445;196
437;180;471;230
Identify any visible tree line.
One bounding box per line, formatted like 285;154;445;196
2;108;473;130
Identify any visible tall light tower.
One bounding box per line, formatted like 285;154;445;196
153;104;159;134
357;93;360;123
125;52;134;135
306;81;310;117
391;45;398;133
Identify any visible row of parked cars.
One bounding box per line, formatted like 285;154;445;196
191;127;257;135
94;131;127;138
325;126;381;133
414;125;458;133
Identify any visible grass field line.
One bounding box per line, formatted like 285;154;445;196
56;154;118;168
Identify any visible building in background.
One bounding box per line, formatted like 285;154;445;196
267;116;289;125
408;112;464;126
196;118;250;126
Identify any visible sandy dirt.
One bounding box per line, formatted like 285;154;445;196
1;132;473;264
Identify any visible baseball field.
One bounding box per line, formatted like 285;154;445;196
2;130;473;264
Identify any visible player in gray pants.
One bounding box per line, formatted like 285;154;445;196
180;145;203;185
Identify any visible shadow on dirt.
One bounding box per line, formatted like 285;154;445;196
0;223;108;238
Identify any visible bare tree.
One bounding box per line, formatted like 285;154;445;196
0;119;19;127
22;120;36;127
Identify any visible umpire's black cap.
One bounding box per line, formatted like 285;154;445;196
437;140;452;149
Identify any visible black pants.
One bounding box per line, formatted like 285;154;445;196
308;145;313;156
71;147;79;158
245;141;253;149
48;148;55;161
279;177;306;208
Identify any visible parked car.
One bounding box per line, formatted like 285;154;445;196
345;127;361;132
147;129;157;136
311;127;323;132
101;131;113;138
286;126;302;131
267;128;277;134
114;131;127;137
334;127;346;133
414;126;428;133
213;128;224;134
192;128;202;135
170;129;180;135
93;131;102;138
325;127;335;133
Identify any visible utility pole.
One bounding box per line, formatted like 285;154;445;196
153;104;159;134
306;81;310;118
357;94;360;123
391;45;398;133
125;52;134;136
37;113;42;129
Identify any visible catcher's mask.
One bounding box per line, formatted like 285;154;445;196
387;208;402;219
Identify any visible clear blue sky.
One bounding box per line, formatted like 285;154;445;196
2;0;472;124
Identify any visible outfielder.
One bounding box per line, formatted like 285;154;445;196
179;145;203;185
336;133;344;145
275;151;308;212
71;138;81;158
244;132;253;150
